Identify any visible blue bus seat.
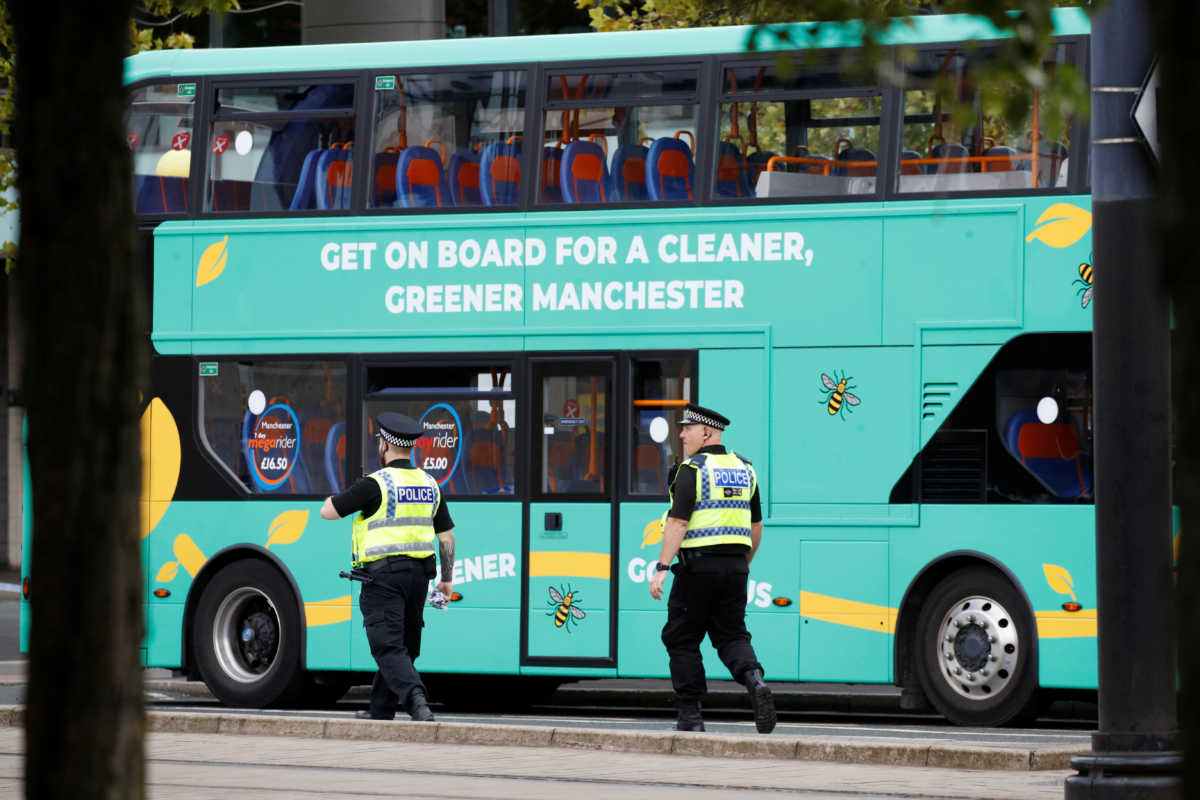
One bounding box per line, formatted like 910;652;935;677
928;142;969;174
289;147;323;210
1004;409;1092;499
316;146;353;209
646;136;694;201
982;145;1019;172
609;144;649;201
447;150;482;206
745;150;776;193
324;421;346;494
561;140;608;203
899;149;923;175
479;141;521;205
210;179;250;211
836;146;876;177
635;441;666;494
469;438;505;493
135;175;189;214
303;416;333;493
541;146;564;203
715;140;750;198
372;150;399;206
395;145;448;208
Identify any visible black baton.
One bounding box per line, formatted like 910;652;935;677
339;569;374;584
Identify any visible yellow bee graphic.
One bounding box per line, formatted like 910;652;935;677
820;372;861;420
547;585;586;632
1073;261;1093;309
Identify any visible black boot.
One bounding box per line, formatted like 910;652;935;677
675;699;705;732
406;687;435;722
742;669;776;734
355;709;394;720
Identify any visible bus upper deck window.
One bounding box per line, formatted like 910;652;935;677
127;83;196;216
896;45;1076;195
714;59;881;203
206;83;356;213
368;70;527;210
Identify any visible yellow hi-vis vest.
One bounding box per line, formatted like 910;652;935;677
352;466;440;566
670;451;756;549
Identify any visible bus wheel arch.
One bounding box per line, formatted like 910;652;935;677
895;552;1040;726
183;546;307;707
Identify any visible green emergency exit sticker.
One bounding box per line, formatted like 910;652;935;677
375;75;396;91
199;362;218;377
177;83;197;98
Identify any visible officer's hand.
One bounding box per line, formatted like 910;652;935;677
649;570;667;601
436;581;452;598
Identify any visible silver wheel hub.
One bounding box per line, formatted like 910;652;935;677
935;594;1020;701
212;586;281;684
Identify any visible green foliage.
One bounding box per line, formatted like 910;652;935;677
0;1;236;267
579;0;1094;158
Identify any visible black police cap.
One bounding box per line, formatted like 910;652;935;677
679;403;729;430
376;412;424;448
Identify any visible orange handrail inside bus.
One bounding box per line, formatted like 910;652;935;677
633;399;690;407
765;155;837;176
900;153;1034;172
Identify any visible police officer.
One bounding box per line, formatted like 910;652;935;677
648;403;775;734
320;412;455;721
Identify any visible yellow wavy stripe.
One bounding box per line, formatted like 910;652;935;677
799;590;895;634
528;551;610;579
1035;609;1097;639
305;596;351;627
798;591;1097;640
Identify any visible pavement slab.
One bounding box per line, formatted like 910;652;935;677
0;727;1073;799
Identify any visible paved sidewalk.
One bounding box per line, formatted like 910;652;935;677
0;726;1072;799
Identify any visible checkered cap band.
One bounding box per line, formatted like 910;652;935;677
379;428;418;448
682;408;725;429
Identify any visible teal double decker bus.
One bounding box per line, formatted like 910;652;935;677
33;8;1097;726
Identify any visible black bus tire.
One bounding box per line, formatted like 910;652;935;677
914;566;1039;727
192;559;304;708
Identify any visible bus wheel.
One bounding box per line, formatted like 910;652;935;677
914;567;1038;726
193;560;304;708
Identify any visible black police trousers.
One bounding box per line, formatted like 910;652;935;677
661;553;763;702
359;556;432;719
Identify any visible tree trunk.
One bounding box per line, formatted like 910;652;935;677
11;1;146;798
1156;1;1200;794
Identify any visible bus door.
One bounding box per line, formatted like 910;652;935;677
523;357;616;665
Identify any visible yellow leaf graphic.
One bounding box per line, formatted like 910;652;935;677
156;561;180;583
139;397;181;539
196;236;229;287
266;509;309;549
1043;563;1077;602
641;518;663;549
1025;203;1093;248
174;534;208;578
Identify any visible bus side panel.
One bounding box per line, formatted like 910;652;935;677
383;501;522;674
1022;195;1094;335
890;505;1097;690
617;502;670;678
19;417;31;654
144;500;338;668
151;227;196;356
747;530;800;681
881;204;1023;346
799;539;890;682
697;347;766;465
771;347;914;505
